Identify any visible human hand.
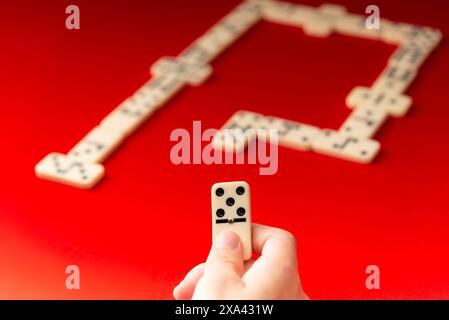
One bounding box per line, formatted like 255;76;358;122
173;224;308;300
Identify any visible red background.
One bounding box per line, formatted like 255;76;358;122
1;0;449;299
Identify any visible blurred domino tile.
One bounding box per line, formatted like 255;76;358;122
36;0;442;188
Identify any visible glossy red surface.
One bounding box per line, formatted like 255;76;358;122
1;0;448;299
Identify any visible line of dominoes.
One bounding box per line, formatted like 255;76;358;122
211;110;381;163
36;0;442;188
212;0;442;164
35;0;263;188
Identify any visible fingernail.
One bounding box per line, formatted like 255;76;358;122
215;231;240;249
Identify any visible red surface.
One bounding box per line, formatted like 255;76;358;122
1;0;449;299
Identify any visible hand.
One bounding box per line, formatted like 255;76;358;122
173;224;308;300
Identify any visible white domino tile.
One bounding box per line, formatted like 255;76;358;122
346;86;412;117
179;33;226;67
312;129;380;163
387;27;441;68
257;116;320;151
100;98;153;136
319;3;347;17
335;14;384;40
412;27;442;50
372;65;417;94
381;23;442;48
388;44;429;70
212;110;261;153
261;1;316;27
179;0;262;65
140;75;185;106
301;13;333;38
280;122;320;150
101;76;184;136
302;3;347;38
131;83;165;113
212;130;247;153
212;181;252;261
35;153;104;189
68;126;125;163
150;56;212;86
178;43;215;66
339;107;388;139
223;0;262;33
381;22;419;45
231;110;264;129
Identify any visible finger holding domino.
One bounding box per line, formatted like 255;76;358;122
211;181;252;261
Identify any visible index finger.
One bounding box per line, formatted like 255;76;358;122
241;224;299;292
251;223;298;267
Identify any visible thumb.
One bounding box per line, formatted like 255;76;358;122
205;230;244;280
192;231;245;299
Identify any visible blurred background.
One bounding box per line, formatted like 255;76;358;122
0;0;448;299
